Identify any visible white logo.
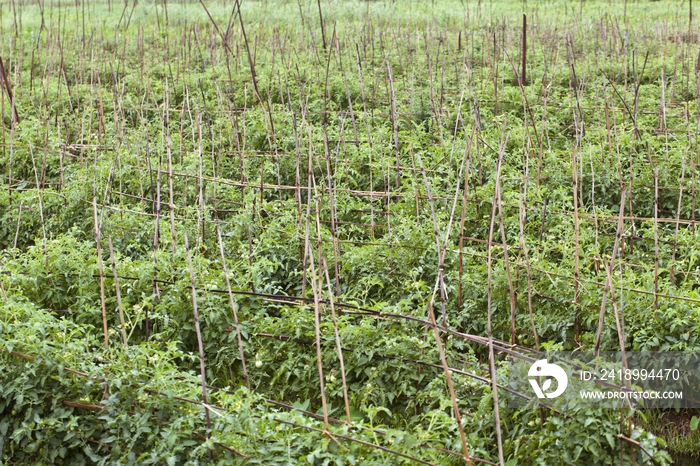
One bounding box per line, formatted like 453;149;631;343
528;359;568;399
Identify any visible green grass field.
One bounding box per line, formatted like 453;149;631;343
1;0;700;464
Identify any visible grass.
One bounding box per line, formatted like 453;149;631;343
638;409;700;464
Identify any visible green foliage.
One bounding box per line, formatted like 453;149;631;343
0;0;696;463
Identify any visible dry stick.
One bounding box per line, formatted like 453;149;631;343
306;178;330;433
301;121;316;299
521;14;527;86
321;121;342;295
660;46;667;131
486;129;507;466
107;236;128;347
355;44;376;237
165;82;177;256
95;72;106;139
415;135;468;329
653;167;659;312
632;51;649;131
216;225;250;390
150;132;163;266
334;37;359;147
538;198;548;243
197;113;205;250
183;231;212;434
321;256;352;423
418;87;472;437
572;145;582;343
387;62;401;190
5;91;14;206
492;31;498;116
0;56;20;124
568;40;585;145
12;204;24;249
670;151;687;285
413;148;472;464
517;187;539;351
457;130;475;311
601;259;630;396
429;43;445;143
594;188;627;357
601;70;639;138
26;149;46;242
316;0;327;51
500;48;542;152
496;175;517;345
426;302;472;465
618;433;655;462
281;81;306;289
686;104;696;234
286;83;303;249
93;198;109;349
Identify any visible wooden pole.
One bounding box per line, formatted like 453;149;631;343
521;15;527;86
93;199;109;349
0;56;20;124
107;237;129;347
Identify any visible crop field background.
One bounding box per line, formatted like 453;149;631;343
1;0;700;464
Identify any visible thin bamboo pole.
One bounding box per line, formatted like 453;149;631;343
107;236;128;347
93;198;109;349
184;231;212;432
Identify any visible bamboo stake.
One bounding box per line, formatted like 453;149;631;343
29;146;47;258
496;175;517;345
107;236;128;347
486;129;507;466
670;151;687;285
387;62;401;190
93;198;109;349
413;120;472;463
457;130;474;311
322;122;342;295
0;56;20;125
601;259;630;393
12;204;24;249
316;0;327;51
216;225;250;390
517;186;539;351
306;187;330;433
183;231;212;432
493;31;498;116
521;14;527;86
594;188;626;356
197;113;205;250
427;301;472;465
321;256;351;423
572;146;581;343
653;167;660;312
165;81;177;256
